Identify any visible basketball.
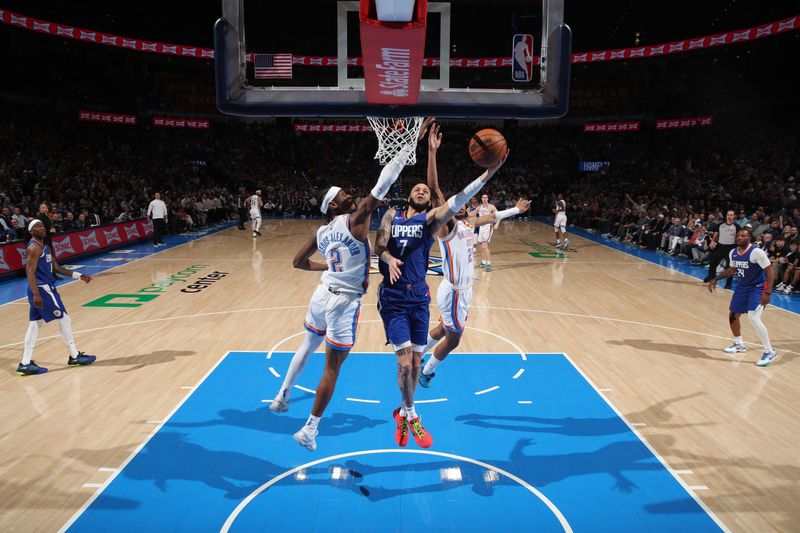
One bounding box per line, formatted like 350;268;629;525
468;128;508;168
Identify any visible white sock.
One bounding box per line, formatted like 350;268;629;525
277;331;324;400
423;355;442;376
747;308;772;352
58;314;80;357
305;414;320;430
556;239;561;244
421;333;438;355
22;321;40;365
399;405;407;418
405;404;417;420
734;336;743;345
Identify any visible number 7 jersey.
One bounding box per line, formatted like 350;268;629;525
379;210;434;286
317;214;371;295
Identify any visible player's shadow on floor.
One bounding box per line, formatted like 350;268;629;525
646;277;706;286
347;437;674;502
165;406;386;437
90;350;197;373
457;393;712;435
65;432;346;502
607;339;733;362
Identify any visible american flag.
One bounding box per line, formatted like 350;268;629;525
254;53;292;79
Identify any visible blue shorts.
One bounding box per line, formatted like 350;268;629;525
28;284;67;322
378;283;430;351
729;284;764;314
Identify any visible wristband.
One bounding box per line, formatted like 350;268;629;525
72;272;82;280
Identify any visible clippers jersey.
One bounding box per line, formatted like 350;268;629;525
379;210;434;286
29;240;55;286
729;244;768;288
317;214;370;295
439;220;474;287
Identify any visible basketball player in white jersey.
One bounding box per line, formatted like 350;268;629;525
554;194;568;249
269;140;422;452
417;124;529;386
246;190;263;237
477;194;498;271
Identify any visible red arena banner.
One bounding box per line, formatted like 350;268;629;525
152;117;210;129
583;121;641;133
1;9;795;67
0;219;154;276
78;109;137;125
294;123;372;133
655;115;713;130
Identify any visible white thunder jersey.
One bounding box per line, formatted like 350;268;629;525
249;195;260;214
439;220;475;287
317;214;370;295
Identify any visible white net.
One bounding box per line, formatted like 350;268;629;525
366;116;424;165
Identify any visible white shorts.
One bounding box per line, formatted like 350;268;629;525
477;224;493;244
250;209;261;220
554;213;567;231
437;280;472;334
304;284;362;350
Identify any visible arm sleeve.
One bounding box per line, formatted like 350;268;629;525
751;247;771;269
495;207;520;222
371;145;412;201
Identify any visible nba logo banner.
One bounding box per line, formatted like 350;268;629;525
512;34;534;82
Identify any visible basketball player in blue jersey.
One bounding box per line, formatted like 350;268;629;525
708;227;778;366
415;125;529;387
376;134;508;448
269;125;429;451
16;219;96;375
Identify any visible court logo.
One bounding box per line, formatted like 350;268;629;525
84;264;209;308
104;227;122;244
53;236;76;256
524;240;565;258
512;34;534;82
123;224;141;239
79;231;101;251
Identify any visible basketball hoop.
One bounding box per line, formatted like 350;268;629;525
367;115;424;165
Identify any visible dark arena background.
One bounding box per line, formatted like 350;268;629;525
1;1;799;532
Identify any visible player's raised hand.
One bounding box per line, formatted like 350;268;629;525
428;123;442;152
418;117;436;140
515;198;531;214
387;257;404;284
80;274;92;284
486;150;510;178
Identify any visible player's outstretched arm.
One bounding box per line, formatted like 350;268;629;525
293;231;328;271
470;198;530;228
426;152;509;233
427;124;445;207
52;255;92;283
351;118;435;236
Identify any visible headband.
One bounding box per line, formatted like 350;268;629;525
320;186;342;214
28;219;43;231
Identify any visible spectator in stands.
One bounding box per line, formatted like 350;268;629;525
61;211;76;232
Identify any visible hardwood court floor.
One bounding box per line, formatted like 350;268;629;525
0;220;797;532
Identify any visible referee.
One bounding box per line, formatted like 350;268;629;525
704;209;737;289
147;192;168;247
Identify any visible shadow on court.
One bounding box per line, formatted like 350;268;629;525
345;437;670;500
607;339;734;362
65;432;361;501
165;407;387;437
